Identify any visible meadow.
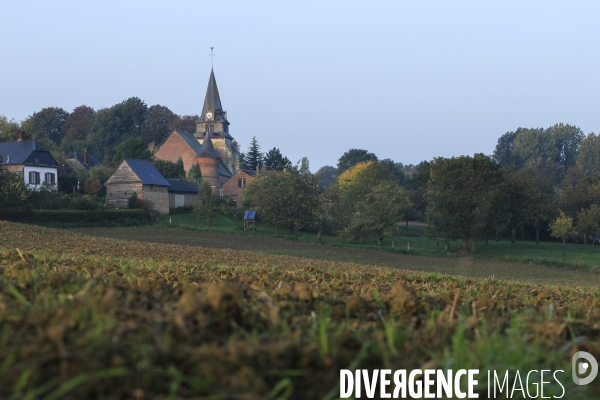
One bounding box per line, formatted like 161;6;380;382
1;221;599;398
80;213;600;273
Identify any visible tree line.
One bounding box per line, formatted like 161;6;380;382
3;103;600;252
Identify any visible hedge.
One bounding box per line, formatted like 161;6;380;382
0;209;151;224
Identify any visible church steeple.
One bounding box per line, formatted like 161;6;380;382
196;68;231;138
201;68;223;116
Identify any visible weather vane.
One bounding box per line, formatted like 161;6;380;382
210;47;215;67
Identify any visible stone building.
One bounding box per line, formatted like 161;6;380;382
105;158;170;214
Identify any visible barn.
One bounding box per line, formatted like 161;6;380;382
104;159;170;214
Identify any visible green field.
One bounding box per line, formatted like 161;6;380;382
1;221;600;398
110;213;600;272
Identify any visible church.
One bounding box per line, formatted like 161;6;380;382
155;68;260;206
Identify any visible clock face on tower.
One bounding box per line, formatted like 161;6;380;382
205;111;213;120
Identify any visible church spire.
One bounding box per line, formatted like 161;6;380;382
201;68;223;116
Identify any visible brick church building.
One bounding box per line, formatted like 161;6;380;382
155;69;261;206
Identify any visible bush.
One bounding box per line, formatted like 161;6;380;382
169;206;193;215
0;209;152;226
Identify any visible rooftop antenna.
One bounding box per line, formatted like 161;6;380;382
210;47;215;68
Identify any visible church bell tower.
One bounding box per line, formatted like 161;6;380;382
194;68;238;173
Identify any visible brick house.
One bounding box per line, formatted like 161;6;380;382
105;159;170;214
221;169;258;208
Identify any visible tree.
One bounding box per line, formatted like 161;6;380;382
152;158;186;180
548;123;584;172
194;180;219;225
83;177;101;195
174;114;199;134
0;173;29;209
339;180;410;244
426;154;507;253
87;97;148;161
404;161;431;224
380;158;406;186
21;107;69;146
0;115;21;142
299;157;310;175
140;104;178;144
241;136;262;170
550;211;574;256
88;165;115;186
113;137;153;165
577;132;600;176
493;130;519;166
336;149;378;175
263;147;292;171
187;163;203;186
576;204;600;250
244;168;321;234
558;176;600;218
329;161;410;244
60;105;96;143
313;165;337;188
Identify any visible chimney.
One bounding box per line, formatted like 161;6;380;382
84;147;88;164
235;157;240;172
17;130;23;141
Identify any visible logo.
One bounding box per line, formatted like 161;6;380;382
572;351;598;386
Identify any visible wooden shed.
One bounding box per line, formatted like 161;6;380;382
105;159;171;214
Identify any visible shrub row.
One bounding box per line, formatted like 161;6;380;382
0;209;151;224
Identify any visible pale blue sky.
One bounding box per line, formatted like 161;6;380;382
2;1;600;170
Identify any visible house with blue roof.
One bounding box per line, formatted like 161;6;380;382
104;158;171;214
0;133;59;191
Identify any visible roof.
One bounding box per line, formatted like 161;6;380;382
239;169;257;177
197;132;220;158
219;162;232;177
124;159;170;186
174;130;204;154
201;68;223;116
166;179;198;193
0;140;59;167
68;152;100;169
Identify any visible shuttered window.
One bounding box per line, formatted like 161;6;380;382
45;173;55;185
29;171;40;184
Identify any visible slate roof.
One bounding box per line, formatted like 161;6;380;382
201;68;223;116
166;179;198;193
197;132;220;158
68;152;100;169
174;130;203;154
219;163;232;177
239;169;257;177
0;140;59;167
125;159;170;186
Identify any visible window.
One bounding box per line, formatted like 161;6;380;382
238;178;246;188
45;172;55;185
28;171;40;185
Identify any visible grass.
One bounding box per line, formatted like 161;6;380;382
0;221;599;398
84;212;600;272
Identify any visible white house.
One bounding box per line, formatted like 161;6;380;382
0;134;59;191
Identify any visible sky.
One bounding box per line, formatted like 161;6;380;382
2;1;600;171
